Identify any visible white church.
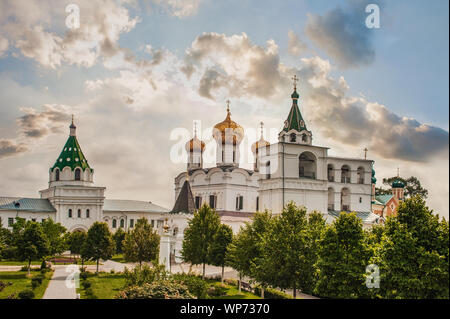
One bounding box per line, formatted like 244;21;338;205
0;79;381;261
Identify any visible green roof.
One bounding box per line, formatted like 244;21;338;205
0;197;56;213
283;89;307;133
375;194;394;205
51;135;91;172
392;179;405;188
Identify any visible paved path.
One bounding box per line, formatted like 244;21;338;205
43;265;79;299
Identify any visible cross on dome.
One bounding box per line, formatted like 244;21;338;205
292;75;298;90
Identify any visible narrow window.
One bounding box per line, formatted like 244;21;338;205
120;219;124;228
55;169;60;181
256;196;259;211
209;195;216;209
86;209;90;218
75;168;81;181
68;209;72;218
77;209;81;218
195;196;202;209
130;219;134;228
112;219;117;228
151;220;155;228
239;196;244;210
8;218;14;227
359;197;362;203
290;133;296;142
32;218;36;222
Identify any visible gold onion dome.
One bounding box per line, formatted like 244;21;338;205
251;122;270;153
213;101;244;144
185;135;205;152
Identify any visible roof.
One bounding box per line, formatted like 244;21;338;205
188;166;254;176
375;194;394;205
327;210;382;224
51;129;91;172
0;197;56;213
283;89;307;133
103;199;169;213
171;180;196;214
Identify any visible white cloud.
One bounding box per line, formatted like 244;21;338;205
288;30;307;57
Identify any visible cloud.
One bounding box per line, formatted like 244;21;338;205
0;140;28;159
0;37;8;57
299;56;449;162
288;30;307;56
304;1;378;68
17;104;71;138
146;0;204;18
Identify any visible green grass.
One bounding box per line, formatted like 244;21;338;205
77;273;126;299
213;284;261;299
0;270;54;299
110;254;127;264
0;260;42;266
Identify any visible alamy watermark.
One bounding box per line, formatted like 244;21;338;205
365;263;380;289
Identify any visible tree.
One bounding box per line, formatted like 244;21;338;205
0;223;12;259
123;218;160;266
315;212;372;298
112;227;126;255
259;202;310;298
42;218;67;258
182;204;220;278
376;196;449;298
16;221;49;275
83;222;114;273
381;176;428;198
208;224;233;283
67;231;87;263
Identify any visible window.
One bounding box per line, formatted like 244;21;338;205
266;161;271;179
32;218;36;222
290;133;296;142
157;220;163;228
120;219;125;228
357;167;365;184
341;165;351;183
75;168;81;181
41;219;46;223
77;209;81;218
130;219;134;228
112;219;117;228
236;196;244;211
299;152;316;179
68;209;72;218
359;197;362;203
86;209;90;218
8;218;14;227
173;227;179;236
151;220;155;228
209;195;216;209
195;196;202;209
256;196;259;211
327;164;334;182
302;134;307;142
55;169;60;181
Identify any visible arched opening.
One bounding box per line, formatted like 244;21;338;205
299;152;316;179
55;169;60;181
341;188;350;211
357;167;365;184
112;219;117;228
266;161;271;179
86;209;90;218
327;164;334;182
341;165;351;183
302;134;307;142
68;209;72;218
290;133;296;143
77;209;81;218
75;168;81;181
173;227;179;236
120;219;125;228
328;187;334;211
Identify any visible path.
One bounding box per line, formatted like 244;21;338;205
43;265;79;299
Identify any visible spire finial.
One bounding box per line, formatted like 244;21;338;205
69;114;76;136
226;99;230;114
71;114;74;125
292;75;298;91
397;166;400;177
194;122;197;137
363;147;368;159
260;121;264;138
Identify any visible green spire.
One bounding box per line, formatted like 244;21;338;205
51;119;92;172
283;75;307;132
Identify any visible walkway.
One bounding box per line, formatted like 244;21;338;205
43;265;79;299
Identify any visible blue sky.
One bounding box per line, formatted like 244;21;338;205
0;0;448;217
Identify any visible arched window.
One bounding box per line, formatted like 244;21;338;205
120;219;125;228
328;188;334;211
77;209;81;218
299;152;316;179
75;168;81;181
341;188;350;211
357;167;365;184
112;219;117;228
86;209;90;218
173;227;179;236
68;209;72;218
55;169;60;181
341;165;351;183
327;164;334;182
290;133;296;142
266;161;271;179
302;134;307;142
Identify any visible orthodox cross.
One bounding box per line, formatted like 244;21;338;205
363;147;368;159
226;99;231;113
292;75;298;90
260;121;264;138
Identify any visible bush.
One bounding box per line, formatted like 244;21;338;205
172;274;208;299
20;265;29;272
223;278;237;286
82;280;91;289
116;280;195;299
31;277;43;289
18;289;35;299
124;264;168;287
80;272;88;280
207;282;228;297
85;287;96;299
256;287;292;299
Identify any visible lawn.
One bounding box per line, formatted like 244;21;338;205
110;254;127;264
0;270;54;299
0;260;42;266
214;284;261;299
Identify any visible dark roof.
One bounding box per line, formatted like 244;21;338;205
103;199;169;213
170;180;196;214
0;197;56;213
188;166;254;176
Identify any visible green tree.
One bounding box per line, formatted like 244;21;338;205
376;196;449;298
112;227;126;254
83;222;114;273
123;218;160;266
315;212;372;298
42;218;67;258
16;221;49;275
0;223;12;258
182;204;220;278
208;223;233;283
381;176;428;198
67;231;87;264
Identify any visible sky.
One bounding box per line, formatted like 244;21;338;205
0;0;448;218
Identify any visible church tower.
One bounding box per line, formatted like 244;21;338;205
278;75;312;144
40;117;105;232
185;124;205;171
213;100;244;167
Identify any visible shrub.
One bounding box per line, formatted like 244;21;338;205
172;274;208;299
18;289;35;299
85;287;96;299
80;272;88;280
82;280;91;289
7;293;17;299
40;268;48;274
116;280;195;299
224;278;237;286
20;265;29;272
40;260;49;270
207;282;228;297
259;287;292;299
124;264;168;287
31;277;43;289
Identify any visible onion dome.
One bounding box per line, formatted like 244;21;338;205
213;100;244;144
51;118;91;173
252;122;270;153
392;178;405;188
185;135;205;152
371;168;377;183
283;75;306;133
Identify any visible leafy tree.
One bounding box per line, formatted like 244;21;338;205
83;222;115;273
16;221;49;275
0;223;12;258
42;218;67;258
380;176;428;198
315;212;372;298
123;218;160;266
226;232;250;293
67;231;87;264
376;196;449;299
112;227;126;254
259;202;311;298
182;204;220;278
208;224;233;283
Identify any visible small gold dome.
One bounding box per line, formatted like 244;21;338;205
185;135;205;152
213;104;244;144
251;137;270;153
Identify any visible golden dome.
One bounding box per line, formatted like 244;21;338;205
185;135;205;152
251;121;270;153
213;102;244;144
